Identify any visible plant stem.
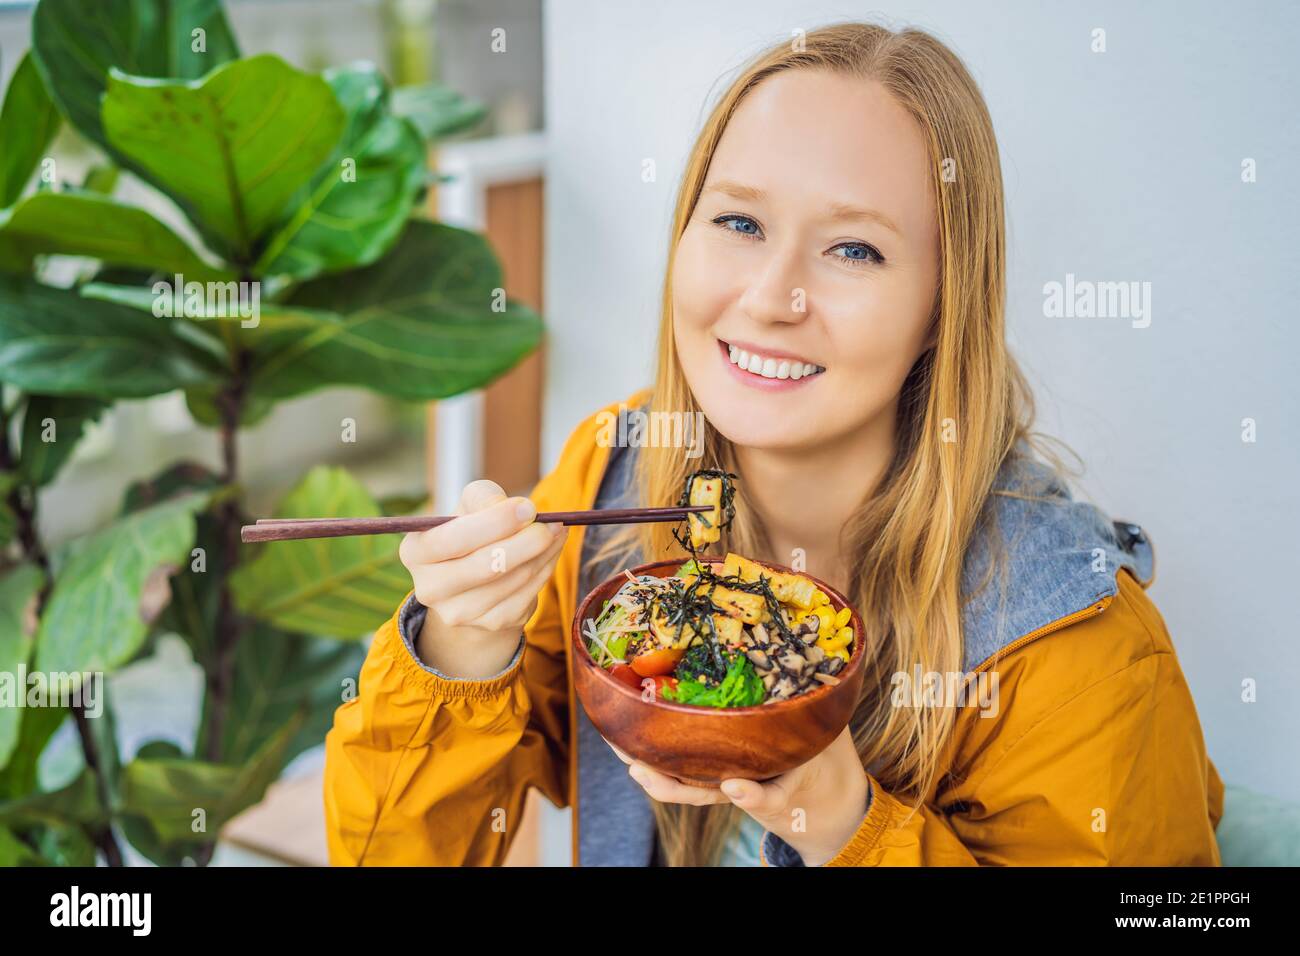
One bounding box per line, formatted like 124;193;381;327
203;359;249;765
0;400;125;866
191;359;249;869
71;706;124;867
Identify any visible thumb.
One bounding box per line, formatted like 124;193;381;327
456;479;508;516
720;777;786;820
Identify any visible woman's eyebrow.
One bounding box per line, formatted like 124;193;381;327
701;179;902;235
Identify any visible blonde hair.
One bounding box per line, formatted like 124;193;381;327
587;20;1063;866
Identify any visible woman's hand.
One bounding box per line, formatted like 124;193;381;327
606;726;870;866
400;479;567;680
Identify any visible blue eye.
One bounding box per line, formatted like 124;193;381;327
710;214;885;267
712;214;762;238
829;242;884;266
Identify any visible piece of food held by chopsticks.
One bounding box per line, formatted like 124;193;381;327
684;470;727;550
583;468;856;707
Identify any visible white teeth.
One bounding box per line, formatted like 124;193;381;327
724;341;822;380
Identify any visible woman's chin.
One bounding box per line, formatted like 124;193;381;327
697;401;806;451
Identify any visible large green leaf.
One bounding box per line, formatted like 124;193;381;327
114;740;202;864
0;825;46;865
230;466;409;637
17;394;108;487
197;622;364;767
0;191;230;279
119;715;301;845
0;52;61;208
121;460;223;515
30;0;239;154
35;492;206;676
0;767;105;829
0;706;66;800
249;219;544;402
0;275;220;397
0;564;43;771
255;63;426;281
101;54;346;257
32;821;96;865
0;818;94;865
389;83;487;141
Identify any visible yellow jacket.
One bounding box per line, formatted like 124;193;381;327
324;390;1224;866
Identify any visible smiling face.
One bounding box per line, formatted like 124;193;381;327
672;69;941;451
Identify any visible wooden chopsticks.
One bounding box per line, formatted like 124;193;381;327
240;505;711;544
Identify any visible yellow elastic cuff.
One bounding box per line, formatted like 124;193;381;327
822;773;892;866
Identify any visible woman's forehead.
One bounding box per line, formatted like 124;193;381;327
705;70;936;239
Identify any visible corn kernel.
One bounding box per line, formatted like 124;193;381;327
813;605;836;638
813;589;830;606
833;607;851;629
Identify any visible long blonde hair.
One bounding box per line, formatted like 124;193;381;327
587;21;1057;866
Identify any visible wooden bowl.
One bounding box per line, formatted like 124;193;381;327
572;556;866;787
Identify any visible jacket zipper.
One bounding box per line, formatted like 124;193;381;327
967;594;1115;678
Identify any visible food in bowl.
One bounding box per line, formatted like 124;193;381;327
572;555;866;785
581;553;856;708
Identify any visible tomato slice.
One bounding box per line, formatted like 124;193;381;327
609;664;642;690
630;646;684;677
651;675;678;698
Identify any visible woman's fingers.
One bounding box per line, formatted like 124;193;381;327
626;762;730;806
605;735;730;806
400;485;536;567
431;527;566;624
410;519;563;605
719;776;790;820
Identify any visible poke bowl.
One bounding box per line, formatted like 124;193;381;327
571;554;866;787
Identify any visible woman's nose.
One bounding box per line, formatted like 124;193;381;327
737;245;810;326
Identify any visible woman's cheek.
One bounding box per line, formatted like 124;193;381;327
672;231;730;333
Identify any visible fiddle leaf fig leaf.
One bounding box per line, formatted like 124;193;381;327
389;83;487;141
0;276;220;398
17;394;109;487
0;564;44;771
101;54;346;257
31;0;239;154
0;52;60;208
230;466;409;638
35;492;206;676
0;768;105;829
0;192;230;280
119;715;302;845
255;62;426;280
197;622;364;767
249;219;543;402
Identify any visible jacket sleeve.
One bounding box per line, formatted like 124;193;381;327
323;493;572;867
763;574;1224;867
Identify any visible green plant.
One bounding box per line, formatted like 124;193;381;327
0;0;541;865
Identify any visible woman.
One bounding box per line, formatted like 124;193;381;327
324;21;1223;867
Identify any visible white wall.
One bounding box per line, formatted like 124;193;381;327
543;0;1300;801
